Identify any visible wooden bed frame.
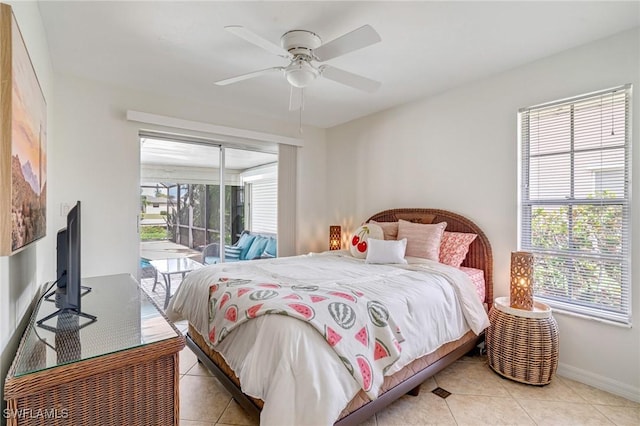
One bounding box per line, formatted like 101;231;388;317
185;208;493;425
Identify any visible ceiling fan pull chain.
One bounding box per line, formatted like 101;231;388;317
299;91;304;134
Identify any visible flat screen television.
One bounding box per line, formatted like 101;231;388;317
38;201;96;331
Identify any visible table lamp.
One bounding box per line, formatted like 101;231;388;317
329;226;341;250
510;251;534;310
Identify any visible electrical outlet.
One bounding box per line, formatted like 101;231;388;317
60;203;71;216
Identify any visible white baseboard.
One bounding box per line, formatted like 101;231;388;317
557;362;640;403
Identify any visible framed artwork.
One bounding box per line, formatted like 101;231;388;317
0;3;47;255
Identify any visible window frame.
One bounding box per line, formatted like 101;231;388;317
517;84;632;325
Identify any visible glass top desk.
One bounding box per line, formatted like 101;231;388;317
4;273;185;426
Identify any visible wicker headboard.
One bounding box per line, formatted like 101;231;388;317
366;208;493;307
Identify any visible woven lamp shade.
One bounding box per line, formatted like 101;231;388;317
510;251;534;310
329;226;341;251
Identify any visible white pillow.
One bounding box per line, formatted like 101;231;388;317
365;238;408;264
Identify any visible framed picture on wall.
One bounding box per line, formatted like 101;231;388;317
0;3;47;256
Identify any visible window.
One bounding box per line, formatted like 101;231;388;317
241;163;278;234
247;178;277;234
518;85;631;324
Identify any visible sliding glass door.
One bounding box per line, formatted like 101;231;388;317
139;135;278;272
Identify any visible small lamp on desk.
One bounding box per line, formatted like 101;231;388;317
329;226;341;251
510;251;534;310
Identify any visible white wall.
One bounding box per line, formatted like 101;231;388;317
326;28;640;401
52;73;328;278
0;1;55;418
295;125;329;254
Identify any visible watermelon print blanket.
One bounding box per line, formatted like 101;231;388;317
207;277;404;399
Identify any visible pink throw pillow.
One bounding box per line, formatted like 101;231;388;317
397;220;447;261
370;220;399;240
439;231;477;267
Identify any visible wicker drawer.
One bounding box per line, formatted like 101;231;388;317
5;348;180;426
486;296;559;385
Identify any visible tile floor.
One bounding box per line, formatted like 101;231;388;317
150;278;638;426
177;344;639;426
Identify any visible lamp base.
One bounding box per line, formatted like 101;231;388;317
509;301;534;310
510;288;533;310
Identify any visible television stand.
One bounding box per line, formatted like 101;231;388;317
4;274;184;426
43;285;92;302
36;308;97;333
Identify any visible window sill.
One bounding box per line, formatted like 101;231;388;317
550;307;632;329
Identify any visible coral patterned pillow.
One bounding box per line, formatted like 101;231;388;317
439;231;477;267
349;223;384;259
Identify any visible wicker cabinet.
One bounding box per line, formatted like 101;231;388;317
486;296;559;385
4;274;185;425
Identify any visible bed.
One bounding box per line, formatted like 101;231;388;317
167;208;493;425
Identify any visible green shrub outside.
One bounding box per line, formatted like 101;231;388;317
141;226;167;241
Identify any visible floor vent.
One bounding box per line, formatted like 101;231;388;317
431;387;451;399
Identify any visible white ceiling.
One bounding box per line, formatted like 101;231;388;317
38;1;640;129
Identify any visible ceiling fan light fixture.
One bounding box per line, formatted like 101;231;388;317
285;60;319;88
218;25;382;95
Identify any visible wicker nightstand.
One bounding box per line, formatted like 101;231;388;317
486;296;559;385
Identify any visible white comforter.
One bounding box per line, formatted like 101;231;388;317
167;251;489;426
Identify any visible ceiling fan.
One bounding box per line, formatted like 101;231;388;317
215;24;382;110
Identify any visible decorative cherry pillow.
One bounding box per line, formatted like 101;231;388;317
349;223;384;259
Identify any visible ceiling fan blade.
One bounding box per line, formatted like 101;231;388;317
214;67;283;86
313;25;381;62
289;87;303;111
320;65;381;93
225;25;292;58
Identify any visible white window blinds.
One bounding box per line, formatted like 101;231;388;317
519;84;632;324
249;177;278;234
